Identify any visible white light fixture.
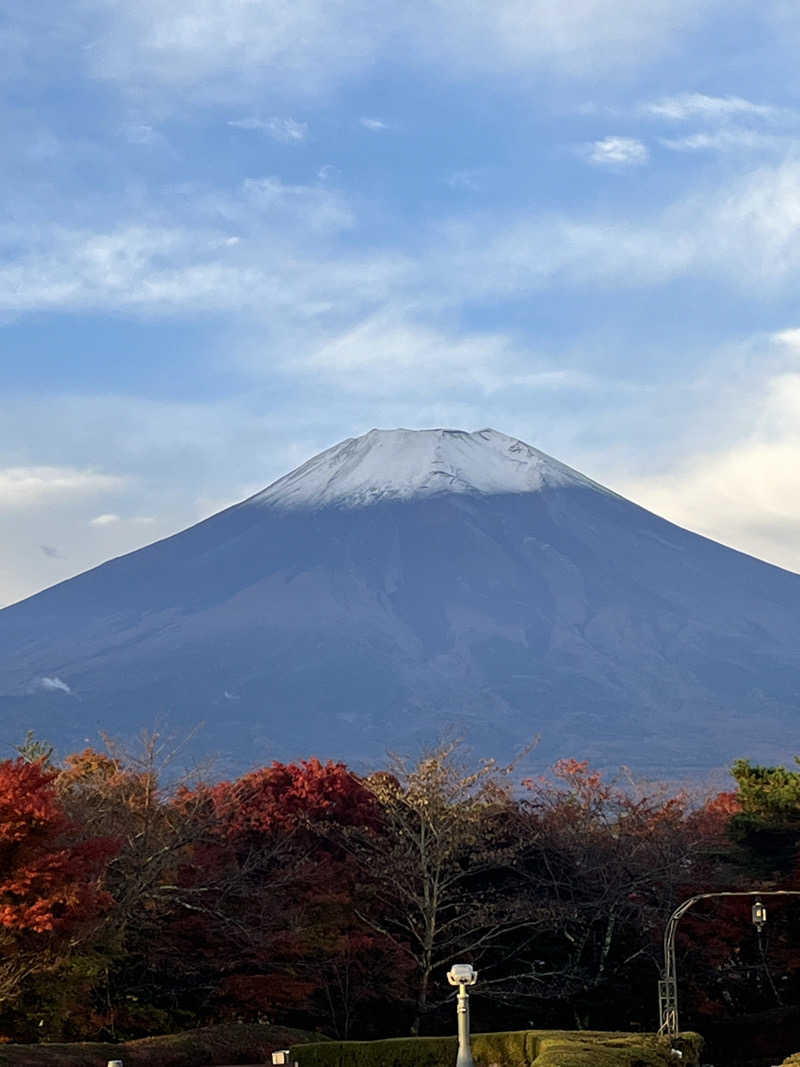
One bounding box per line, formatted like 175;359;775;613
752;899;767;932
447;963;477;986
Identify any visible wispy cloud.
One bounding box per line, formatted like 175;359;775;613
641;92;783;122
36;676;72;694
659;128;787;153
636;91;798;155
0;176;362;316
301;314;598;397
124;123;166;146
34;0;726;108
586;136;649;167
228;116;308;142
360;117;387;131
445;169;482;191
89;512;155;526
0;467;123;509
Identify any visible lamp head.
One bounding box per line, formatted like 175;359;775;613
447;963;477;986
752;899;767;932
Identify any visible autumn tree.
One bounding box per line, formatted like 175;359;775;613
0;757;117;1019
327;743;526;1035
198;758;386;1036
506;759;710;1028
53;735;230;1036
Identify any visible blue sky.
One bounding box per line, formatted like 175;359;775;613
3;0;800;606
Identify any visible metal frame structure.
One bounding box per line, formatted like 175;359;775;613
659;889;800;1036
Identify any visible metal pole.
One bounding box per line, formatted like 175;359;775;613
658;889;800;1037
455;982;475;1067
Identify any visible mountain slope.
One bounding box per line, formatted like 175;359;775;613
1;428;798;773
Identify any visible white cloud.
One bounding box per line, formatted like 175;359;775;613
413;0;722;81
586;136;649;167
241;176;354;232
0;390;335;607
0;466;122;509
430;158;800;298
0;176;364;316
228;116;308;142
614;335;800;575
773;327;800;351
302;314;597;396
659;129;787;153
360;117;387;130
317;164;340;182
124;123;167;147
4;154;800;333
36;676;72;694
89;512;156;526
43;0;724;107
641;92;783;122
446;170;482;191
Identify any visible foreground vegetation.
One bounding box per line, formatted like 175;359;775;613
291;1031;704;1067
0;1026;703;1067
1;730;799;1058
0;1022;319;1066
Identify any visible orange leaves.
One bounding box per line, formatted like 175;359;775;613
0;759;63;843
0;758;117;937
208;757;376;840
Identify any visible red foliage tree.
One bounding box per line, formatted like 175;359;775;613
207;757;378;839
0;758;117;1007
166;759;386;1035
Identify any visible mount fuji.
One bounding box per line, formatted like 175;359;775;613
1;427;799;774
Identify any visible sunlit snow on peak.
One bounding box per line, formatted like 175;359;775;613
251;427;605;510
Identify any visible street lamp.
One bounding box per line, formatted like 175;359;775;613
447;963;477;1067
752;899;767;933
659;889;800;1036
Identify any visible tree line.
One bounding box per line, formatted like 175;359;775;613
0;733;798;1043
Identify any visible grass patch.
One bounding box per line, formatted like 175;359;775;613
0;1021;321;1066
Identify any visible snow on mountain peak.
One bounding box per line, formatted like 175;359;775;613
251;428;604;510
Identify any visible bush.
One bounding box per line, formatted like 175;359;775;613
291;1029;704;1067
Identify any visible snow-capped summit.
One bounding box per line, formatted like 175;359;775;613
252;427;604;510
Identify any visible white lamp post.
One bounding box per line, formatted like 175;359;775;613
447;963;477;1067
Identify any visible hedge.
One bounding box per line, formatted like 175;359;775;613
0;1021;322;1066
291;1029;704;1067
